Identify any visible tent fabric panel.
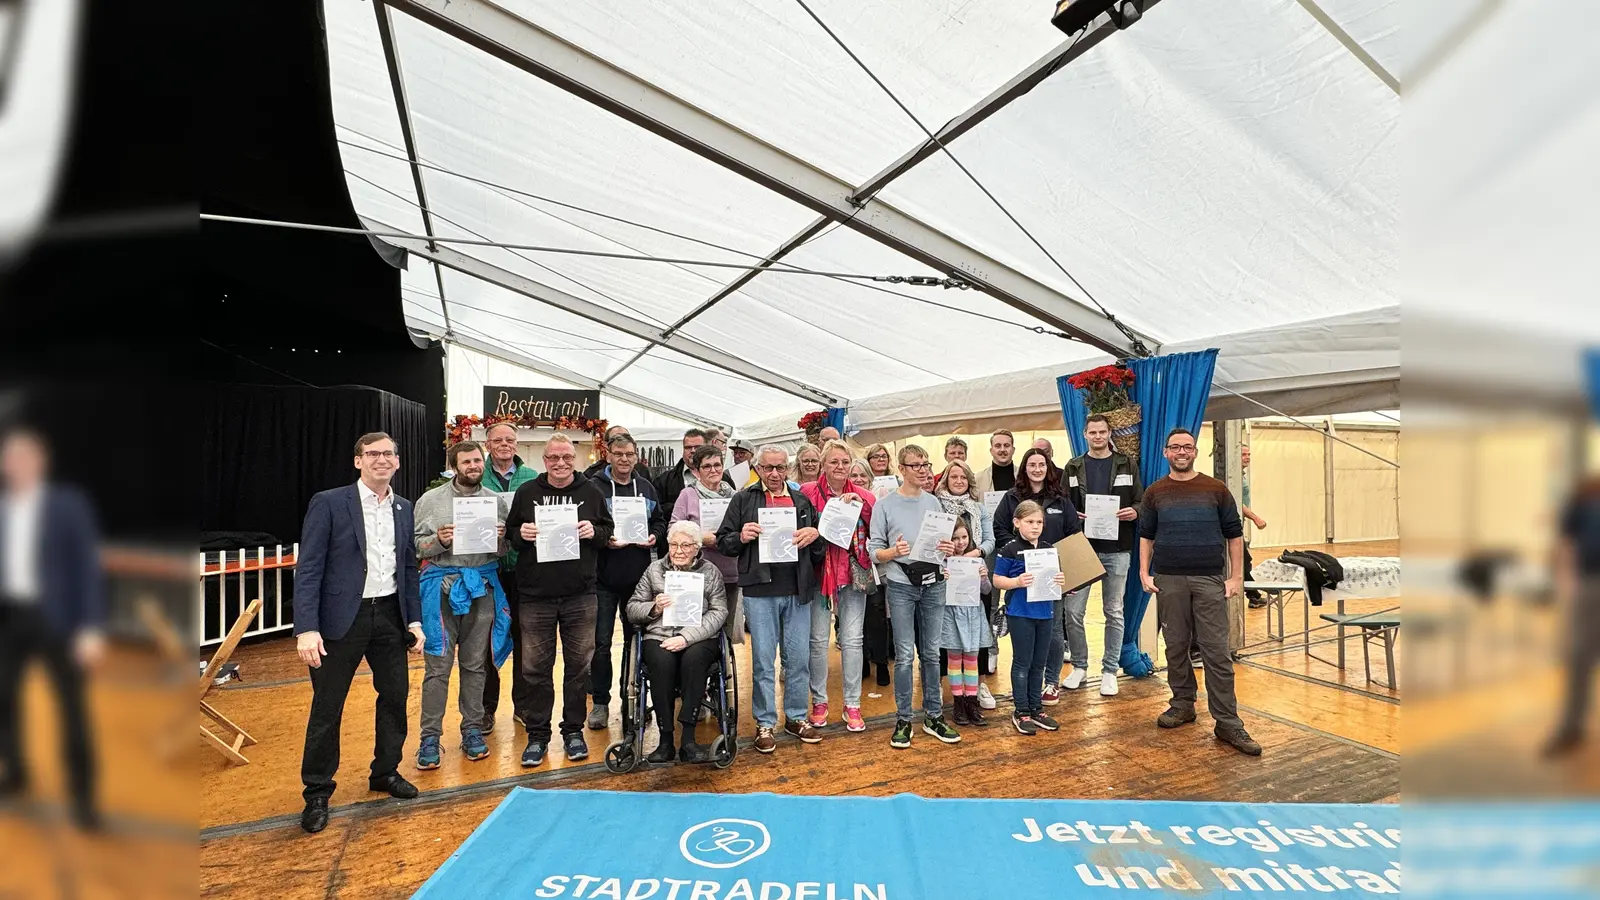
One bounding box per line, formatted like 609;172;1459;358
607;346;817;428
880;0;1398;344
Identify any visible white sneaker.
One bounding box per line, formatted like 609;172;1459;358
1064;668;1087;690
985;655;998;675
976;682;997;710
1100;672;1119;696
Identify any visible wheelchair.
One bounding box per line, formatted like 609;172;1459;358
604;628;738;773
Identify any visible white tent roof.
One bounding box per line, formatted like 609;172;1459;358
321;0;1402;434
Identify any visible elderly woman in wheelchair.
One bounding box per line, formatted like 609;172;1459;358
625;520;730;764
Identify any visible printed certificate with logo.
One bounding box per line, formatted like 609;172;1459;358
661;571;705;628
758;507;798;563
613;495;649;545
535;505;580;562
1023;547;1062;602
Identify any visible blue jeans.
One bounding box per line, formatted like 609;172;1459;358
1096;551;1130;673
1009;614;1053;716
887;580;945;720
1046;588;1087;686
810;587;867;708
744;593;810;729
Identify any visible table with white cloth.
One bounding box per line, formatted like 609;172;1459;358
1248;556;1401;668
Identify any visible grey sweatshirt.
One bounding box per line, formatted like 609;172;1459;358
867;488;947;585
414;480;510;596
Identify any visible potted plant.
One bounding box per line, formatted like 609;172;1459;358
1066;364;1140;456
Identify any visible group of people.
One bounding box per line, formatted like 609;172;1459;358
292;419;1262;834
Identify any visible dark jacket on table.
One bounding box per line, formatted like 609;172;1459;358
0;484;104;638
1062;451;1144;553
626;555;729;645
593;465;669;594
292;483;421;641
991;489;1082;552
505;472;614;600
715;482;826;601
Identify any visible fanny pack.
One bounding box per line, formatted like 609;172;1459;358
896;559;945;586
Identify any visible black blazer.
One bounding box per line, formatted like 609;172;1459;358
292;483;420;641
0;484;103;637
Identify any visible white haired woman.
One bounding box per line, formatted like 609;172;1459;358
671;444;743;643
627;520;729;763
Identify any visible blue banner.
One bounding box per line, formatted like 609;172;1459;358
418;789;1399;899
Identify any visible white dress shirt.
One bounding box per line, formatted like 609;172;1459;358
2;488;42;602
357;480;397;598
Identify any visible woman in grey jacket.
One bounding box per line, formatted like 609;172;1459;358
627;520;729;763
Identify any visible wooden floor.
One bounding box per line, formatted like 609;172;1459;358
187;541;1420;898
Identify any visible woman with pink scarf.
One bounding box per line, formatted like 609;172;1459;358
799;440;877;733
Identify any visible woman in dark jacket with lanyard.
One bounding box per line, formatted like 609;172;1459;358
991;448;1082;707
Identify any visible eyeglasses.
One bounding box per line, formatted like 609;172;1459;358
756;463;786;473
361;450;397;459
901;461;932;471
544;454;577;463
667;541;699;551
1165;445;1197;453
868;453;888;460
609;451;637;460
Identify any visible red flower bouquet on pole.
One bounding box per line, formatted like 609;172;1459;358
796;410;826;444
1065;364;1141;456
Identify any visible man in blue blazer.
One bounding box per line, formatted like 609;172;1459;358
294;432;424;834
0;426;103;830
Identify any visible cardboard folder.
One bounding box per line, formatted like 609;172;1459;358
1054;532;1107;594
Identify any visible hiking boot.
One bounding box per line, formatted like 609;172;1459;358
809;703;829;727
460;728;489;762
1031;711;1060;732
923;714;961;744
1011;712;1039;736
586;702;609;730
843;706;866;732
754;726;778;754
1157;707;1197;729
976;682;997;710
966;696;988;727
950;696;971;726
889;719;913;749
1216;727;1263;756
784;720;822;744
1041;683;1061;706
416;735;442;770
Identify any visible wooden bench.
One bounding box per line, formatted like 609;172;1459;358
1320;611;1400;690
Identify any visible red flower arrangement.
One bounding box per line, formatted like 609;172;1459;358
1066;365;1136;413
444;413;609;447
796;410;827;431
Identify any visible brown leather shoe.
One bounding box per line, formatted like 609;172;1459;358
784;720;822;744
754;726;777;754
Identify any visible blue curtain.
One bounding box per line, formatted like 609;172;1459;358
1055;349;1219;676
1586;349;1600;422
824;407;847;433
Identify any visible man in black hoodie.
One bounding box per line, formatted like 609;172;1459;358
504;433;614;768
586;434;668;730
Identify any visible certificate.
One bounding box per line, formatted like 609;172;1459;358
452;496;499;555
612;495;650;545
699;497;731;534
910;510;958;565
1084;493;1122;542
1023;547;1062;602
817;497;863;549
661;571;705;628
534;505;581;562
758;507;798;563
870;475;899;499
945;556;982;607
982;490;1007;521
727;462;751;488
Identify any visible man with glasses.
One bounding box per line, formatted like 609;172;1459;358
294;432;424;833
1139;428;1260;756
868;445;963;749
585;425;648;481
587;434;667;730
716;446;826;753
504;433;614;768
481;422;538;731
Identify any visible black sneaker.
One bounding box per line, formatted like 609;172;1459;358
564;733;590;761
1031;711;1060;732
1011;712;1039;736
923;715;961;744
889;719;913;749
521;739;547;767
1157;707;1197;729
1216;727;1263;756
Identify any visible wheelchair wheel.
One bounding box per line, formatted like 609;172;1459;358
604;741;638;774
713;636;739;768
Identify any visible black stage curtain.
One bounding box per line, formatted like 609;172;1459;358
202;382;428;545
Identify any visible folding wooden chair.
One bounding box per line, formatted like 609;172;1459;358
198;598;262;764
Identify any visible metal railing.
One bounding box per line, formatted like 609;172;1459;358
198;544;298;646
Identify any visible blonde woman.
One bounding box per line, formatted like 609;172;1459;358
864;444;894;479
793;443;822;485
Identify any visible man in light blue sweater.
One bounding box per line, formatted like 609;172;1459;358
867;444;961;750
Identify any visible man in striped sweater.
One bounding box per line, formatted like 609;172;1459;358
1138;427;1261;756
